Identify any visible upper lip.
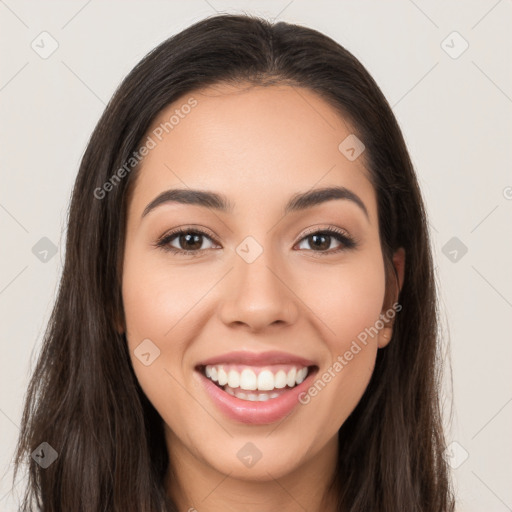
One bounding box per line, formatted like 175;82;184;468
196;350;316;368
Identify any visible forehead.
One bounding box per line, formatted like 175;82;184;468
128;83;377;222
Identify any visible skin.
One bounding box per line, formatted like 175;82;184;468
121;82;405;512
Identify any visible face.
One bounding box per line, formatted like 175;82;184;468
121;83;404;485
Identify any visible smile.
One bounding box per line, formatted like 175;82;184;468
194;364;318;425
203;364;310;402
194;351;319;425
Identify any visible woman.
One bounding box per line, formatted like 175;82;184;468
13;13;455;511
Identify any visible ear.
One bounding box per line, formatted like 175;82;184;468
378;247;405;349
377;326;393;349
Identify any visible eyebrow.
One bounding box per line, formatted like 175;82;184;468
141;186;369;221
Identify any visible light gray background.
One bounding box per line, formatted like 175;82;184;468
1;1;511;510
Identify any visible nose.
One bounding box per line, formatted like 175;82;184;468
218;247;300;332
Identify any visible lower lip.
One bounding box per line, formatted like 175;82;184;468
197;368;317;425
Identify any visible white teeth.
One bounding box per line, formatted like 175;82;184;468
274;370;287;389
296;367;307;384
240;369;257;390
217;367;228;386
222;385;292;402
286;368;296;387
227;369;240;388
203;364;311;391
257;370;275;391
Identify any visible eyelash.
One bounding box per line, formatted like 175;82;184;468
154;225;357;257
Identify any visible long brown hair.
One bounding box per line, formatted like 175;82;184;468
13;13;455;511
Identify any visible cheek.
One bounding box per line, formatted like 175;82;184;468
302;252;387;346
121;247;200;415
122;246;211;343
122;251;226;454
296;254;386;430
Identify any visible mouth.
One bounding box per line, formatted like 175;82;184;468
196;363;317;402
194;356;319;425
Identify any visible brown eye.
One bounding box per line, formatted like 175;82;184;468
175;232;204;251
306;233;331;251
296;229;356;253
157;229;218;255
